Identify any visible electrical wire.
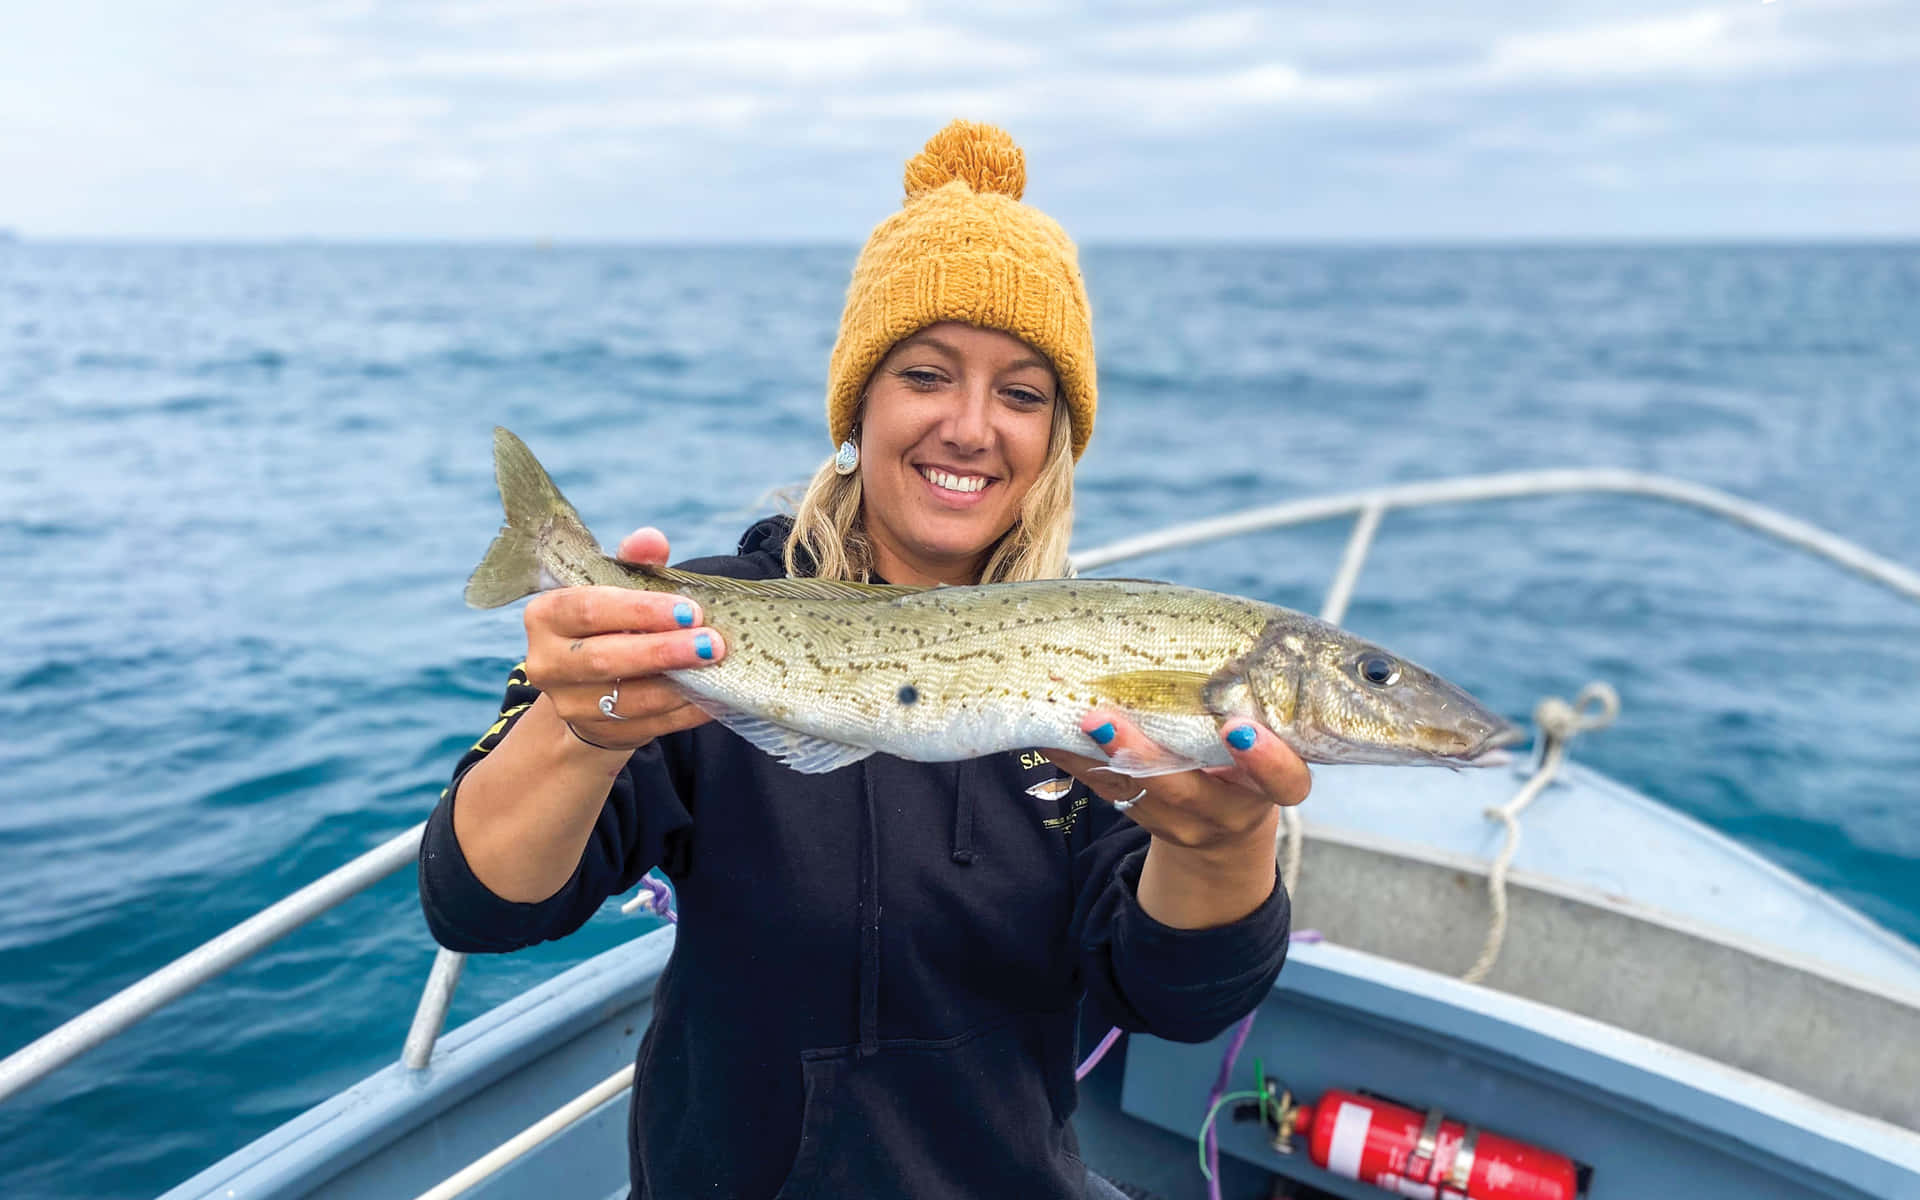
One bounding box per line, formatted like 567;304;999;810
1203;1012;1258;1195
1197;1090;1265;1181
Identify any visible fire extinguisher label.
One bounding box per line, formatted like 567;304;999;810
1328;1101;1374;1178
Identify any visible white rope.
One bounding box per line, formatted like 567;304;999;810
1279;806;1304;898
1461;683;1620;985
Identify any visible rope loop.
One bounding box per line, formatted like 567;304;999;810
1463;680;1618;985
1534;681;1619;742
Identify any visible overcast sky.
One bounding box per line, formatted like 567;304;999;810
2;0;1914;240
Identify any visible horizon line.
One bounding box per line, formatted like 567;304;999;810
5;232;1918;249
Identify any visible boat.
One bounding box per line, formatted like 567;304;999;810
4;468;1918;1200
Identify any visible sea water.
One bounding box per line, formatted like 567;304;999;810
2;243;1916;1196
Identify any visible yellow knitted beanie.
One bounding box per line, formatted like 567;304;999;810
826;120;1097;460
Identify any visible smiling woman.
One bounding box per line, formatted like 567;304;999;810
830;322;1071;586
420;119;1304;1200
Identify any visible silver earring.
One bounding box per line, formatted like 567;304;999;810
833;437;859;475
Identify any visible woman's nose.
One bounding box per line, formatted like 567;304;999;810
939;385;993;451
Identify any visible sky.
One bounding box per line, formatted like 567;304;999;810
1;0;1915;241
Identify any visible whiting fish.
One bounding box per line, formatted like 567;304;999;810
467;428;1522;776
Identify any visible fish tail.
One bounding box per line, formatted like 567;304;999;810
465;427;591;608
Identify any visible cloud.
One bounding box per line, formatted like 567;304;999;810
1481;11;1771;80
1093;9;1273;57
378;27;1043;85
1;0;1914;237
478;96;773;141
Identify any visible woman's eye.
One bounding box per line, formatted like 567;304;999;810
1357;654;1400;687
1007;388;1049;407
901;368;943;387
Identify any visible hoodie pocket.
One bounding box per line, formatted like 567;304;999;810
770;1011;1082;1200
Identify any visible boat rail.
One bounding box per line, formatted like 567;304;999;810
4;466;1917;1119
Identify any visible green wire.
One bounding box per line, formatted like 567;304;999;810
1254;1057;1268;1126
1197;1089;1266;1180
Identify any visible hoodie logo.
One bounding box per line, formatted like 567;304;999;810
1014;750;1087;833
1025;776;1073;801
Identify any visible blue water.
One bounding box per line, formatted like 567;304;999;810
2;243;1917;1196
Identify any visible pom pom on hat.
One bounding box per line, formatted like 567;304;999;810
903;120;1026;202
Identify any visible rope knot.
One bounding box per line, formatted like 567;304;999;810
1534;681;1620;742
619;874;678;923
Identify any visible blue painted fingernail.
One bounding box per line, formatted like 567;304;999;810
1089;722;1116;746
694;633;714;660
673;601;694;628
1227;724;1257;752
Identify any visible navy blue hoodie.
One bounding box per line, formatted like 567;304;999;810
418;517;1291;1199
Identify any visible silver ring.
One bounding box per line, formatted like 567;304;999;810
599;680;628;720
1113;788;1147;811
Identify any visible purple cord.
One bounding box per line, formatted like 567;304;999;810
1203;931;1319;1200
1073;930;1323;1101
640;874;677;924
1074;1024;1123;1081
1205;1011;1257;1199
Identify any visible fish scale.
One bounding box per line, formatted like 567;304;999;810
466;428;1522;776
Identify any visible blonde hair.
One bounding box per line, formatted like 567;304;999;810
785;400;1076;584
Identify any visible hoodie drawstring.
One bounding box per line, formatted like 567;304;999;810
857;763;882;1057
858;762;974;1058
950;761;977;866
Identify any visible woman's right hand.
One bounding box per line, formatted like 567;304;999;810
521;526;728;752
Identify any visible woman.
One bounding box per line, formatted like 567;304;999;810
419;121;1309;1200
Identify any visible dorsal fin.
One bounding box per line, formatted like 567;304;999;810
621;562;928;602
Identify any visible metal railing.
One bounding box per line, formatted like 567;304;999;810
1071;468;1920;601
0;823;425;1103
5;465;1917;1115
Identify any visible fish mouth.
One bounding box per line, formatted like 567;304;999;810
1455;720;1526;767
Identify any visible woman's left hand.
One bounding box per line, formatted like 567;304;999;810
1046;710;1310;928
1047;710;1310;848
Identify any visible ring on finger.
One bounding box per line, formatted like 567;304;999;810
599;680;629;720
1113;787;1147;811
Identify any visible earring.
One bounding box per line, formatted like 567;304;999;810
833;436;859;476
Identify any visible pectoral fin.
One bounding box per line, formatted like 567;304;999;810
1088;669;1214;712
1101;746;1213;778
687;695;875;774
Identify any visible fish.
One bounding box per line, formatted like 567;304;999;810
466;428;1523;776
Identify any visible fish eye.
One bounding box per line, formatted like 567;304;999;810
1356;653;1401;687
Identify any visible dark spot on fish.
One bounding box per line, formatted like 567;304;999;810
897;684;919;705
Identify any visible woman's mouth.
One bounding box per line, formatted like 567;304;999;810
916;465;995;505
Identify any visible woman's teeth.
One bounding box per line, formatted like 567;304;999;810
920;467;988;494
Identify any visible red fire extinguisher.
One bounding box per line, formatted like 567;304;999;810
1272;1088;1582;1200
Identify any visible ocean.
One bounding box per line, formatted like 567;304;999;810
2;242;1916;1197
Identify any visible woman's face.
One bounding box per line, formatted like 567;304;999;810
857;321;1060;586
